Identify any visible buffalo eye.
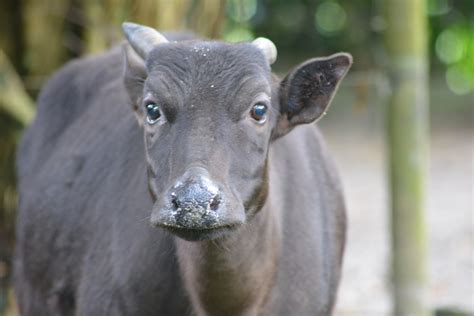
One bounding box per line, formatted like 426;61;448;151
145;102;161;124
250;103;268;123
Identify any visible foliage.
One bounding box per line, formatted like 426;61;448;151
224;0;474;94
429;0;474;95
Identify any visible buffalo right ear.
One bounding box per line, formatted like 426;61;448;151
272;53;352;139
122;44;147;112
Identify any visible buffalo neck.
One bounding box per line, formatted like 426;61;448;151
174;202;281;316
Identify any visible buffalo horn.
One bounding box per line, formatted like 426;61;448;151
252;37;277;65
122;22;169;59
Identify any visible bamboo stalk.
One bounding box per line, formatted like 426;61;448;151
384;0;430;315
0;50;34;126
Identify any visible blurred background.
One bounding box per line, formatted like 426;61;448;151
0;0;472;315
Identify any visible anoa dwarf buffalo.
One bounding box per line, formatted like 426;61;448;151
14;22;352;315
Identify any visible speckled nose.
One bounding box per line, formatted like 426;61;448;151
171;177;221;212
169;169;222;228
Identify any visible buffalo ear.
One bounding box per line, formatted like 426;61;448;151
122;43;147;112
273;53;352;139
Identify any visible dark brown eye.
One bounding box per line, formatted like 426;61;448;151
250;103;268;123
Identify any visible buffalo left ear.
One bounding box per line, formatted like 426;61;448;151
273;53;352;139
122;43;147;112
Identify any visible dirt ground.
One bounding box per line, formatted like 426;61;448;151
319;112;473;315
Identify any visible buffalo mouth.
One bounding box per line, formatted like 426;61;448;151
155;222;241;241
150;203;244;241
150;198;246;241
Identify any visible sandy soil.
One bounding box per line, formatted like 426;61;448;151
319;119;473;315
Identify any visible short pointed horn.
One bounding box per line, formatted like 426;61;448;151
252;37;277;65
122;22;169;59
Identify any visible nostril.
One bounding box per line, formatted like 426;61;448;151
170;191;179;209
209;193;221;211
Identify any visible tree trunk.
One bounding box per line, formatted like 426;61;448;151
82;0;128;54
81;0;226;56
23;0;68;91
130;0;225;38
0;0;24;74
185;0;226;38
384;1;430;315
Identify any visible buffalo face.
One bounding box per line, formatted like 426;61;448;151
122;23;352;241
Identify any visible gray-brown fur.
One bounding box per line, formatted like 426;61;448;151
14;26;352;316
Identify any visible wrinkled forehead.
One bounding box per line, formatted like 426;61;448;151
145;41;272;88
